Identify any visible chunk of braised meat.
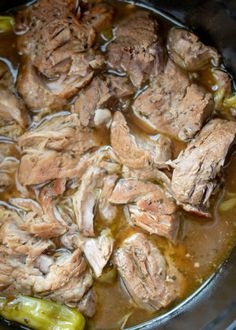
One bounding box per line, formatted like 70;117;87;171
107;10;164;88
167;28;220;71
39;178;67;226
72;75;134;127
73;166;106;237
0;247;93;312
16;0;113;111
171;119;236;216
9;197;67;238
111;112;172;169
122;166;171;191
61;228;113;278
0;205;55;262
83;229;113;277
99;174;118;222
16;0;113;68
17;53;103;113
114;233;183;311
110;179;157;204
133;60;213;141
73;155;120;237
0;62;27;139
18;114;100;185
0;143;19;190
110;179;179;240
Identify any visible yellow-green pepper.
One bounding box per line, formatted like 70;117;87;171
0;296;85;330
0;16;14;33
223;94;236;108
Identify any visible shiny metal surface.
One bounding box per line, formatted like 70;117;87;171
0;1;235;329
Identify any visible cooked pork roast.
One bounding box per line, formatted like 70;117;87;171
110;179;179;240
107;10;164;88
133;59;214;141
171;119;236;215
0;1;235;328
114;233;183;311
16;0;113;111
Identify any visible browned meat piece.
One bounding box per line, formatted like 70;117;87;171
99;174;118;222
0;206;55;261
107;10;164;88
114;233;183;311
18;114;100;185
0;143;19;189
167;28;220;71
73;156;119;237
16;0;113;111
72;75;134;127
60;227;84;251
0;62;27;139
111;112;172;169
17;0;113;67
17;54;103;113
16;61;71;112
0;62;12;89
83;229;113;277
110;179;179;240
34;249;89;293
110;179;158;204
60;225;114;278
73;166;106;237
128;191;179;240
171;119;236;215
0;89;28;139
9;197;67;238
0;248;93;310
122;166;171;191
39;178;68;227
133;60;213;141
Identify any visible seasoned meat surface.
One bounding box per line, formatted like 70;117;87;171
18;114;100;185
0;247;93;311
107;10;164;88
73;166;106;237
114;233;183;311
167;28;220;71
98;174;118;222
0;62;27;139
83;229;113;277
111;112;172;169
133;60;214;141
0;204;92;309
0;206;55;261
110;179;179;240
9;197;67;238
73;75;134;127
73;152;120;237
0;143;19;189
171;119;236;215
16;0;113;111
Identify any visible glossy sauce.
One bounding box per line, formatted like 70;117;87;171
0;2;236;330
